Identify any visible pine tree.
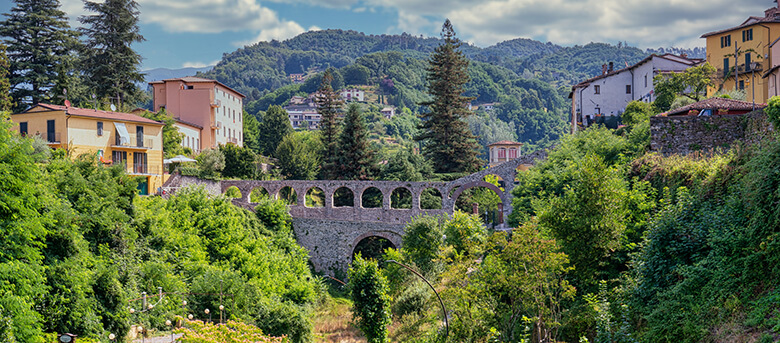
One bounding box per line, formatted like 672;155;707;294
259;105;293;157
337;103;377;180
0;0;79;111
0;45;12;112
315;70;344;179
79;0;145;107
416;19;482;174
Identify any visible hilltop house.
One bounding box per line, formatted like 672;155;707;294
703;3;780;104
381;106;395;119
569;54;702;132
487;140;523;167
340;88;365;102
150;77;246;150
10;103;165;195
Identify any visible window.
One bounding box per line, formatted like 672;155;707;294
745;53;752;69
133;152;148;174
739;80;745;90
508;148;517;159
595;107;601;114
112;151;127;168
644;75;648;88
498;148;506;159
723;58;730;76
19;122;27;136
47;119;56;142
594;85;601;94
721;35;732;48
743;28;753;42
185;85;194;90
136;126;144;147
626;85;631;94
97;122;103;136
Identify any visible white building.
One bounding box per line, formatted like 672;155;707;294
174;119;202;153
381;107;395;119
569;54;702;132
340;88;364;102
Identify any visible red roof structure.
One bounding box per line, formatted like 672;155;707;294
26;103;163;125
488;140;523;146
662;98;764;116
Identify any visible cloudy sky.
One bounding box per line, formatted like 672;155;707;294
0;0;773;69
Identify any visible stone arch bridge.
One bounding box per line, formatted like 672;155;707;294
214;151;545;273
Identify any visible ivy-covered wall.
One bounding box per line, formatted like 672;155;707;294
650;111;774;155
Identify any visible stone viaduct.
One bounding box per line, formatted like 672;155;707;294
172;151;546;273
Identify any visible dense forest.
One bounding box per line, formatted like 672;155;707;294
0;117;322;342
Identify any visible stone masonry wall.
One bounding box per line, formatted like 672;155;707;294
650;111;773;155
292;217;405;274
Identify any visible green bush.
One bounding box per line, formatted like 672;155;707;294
349;254;391;343
392;281;431;317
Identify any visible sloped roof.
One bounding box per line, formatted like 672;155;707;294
701;15;780;38
664;98;764;116
149;76;246;98
572;54;702;89
25;103;163;125
488;140;523;146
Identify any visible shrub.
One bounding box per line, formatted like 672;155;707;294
349;254;391;343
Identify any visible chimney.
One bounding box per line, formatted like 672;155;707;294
608;62;614;73
602;64;608;75
680;53;688;59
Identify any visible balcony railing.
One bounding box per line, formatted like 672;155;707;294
228;137;238;144
45;132;62;144
718;62;764;78
112;135;154;149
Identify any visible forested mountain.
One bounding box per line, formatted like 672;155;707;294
199;29;652;102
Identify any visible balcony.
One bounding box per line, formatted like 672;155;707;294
112;135;154;150
211;99;221;108
45;132;62;145
228;137;238;145
718;62;764;78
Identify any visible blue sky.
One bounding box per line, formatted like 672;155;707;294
0;0;773;70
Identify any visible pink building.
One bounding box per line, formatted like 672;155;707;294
150;77;245;150
487;140;523;167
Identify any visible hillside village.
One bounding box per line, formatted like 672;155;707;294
5;0;780;343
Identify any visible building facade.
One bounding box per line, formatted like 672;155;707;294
175;119;202;154
150;77;245;150
10;103;165;195
340;88;364;102
570;54;702;132
702;4;780;105
487;140;523;167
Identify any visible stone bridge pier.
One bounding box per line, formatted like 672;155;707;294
215;150;546;273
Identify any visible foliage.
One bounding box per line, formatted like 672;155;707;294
243;109;262;154
537;154;627;291
380;147;432;182
416;20;481;174
652;63;715;112
137;108;185;158
196;148;225;179
220;144;258;179
315;70;344;179
275;131;322;180
765;96;780;131
79;0;146;106
400;215;445;274
0;0;79;111
442;211;486;256
176;319;289;342
348;254;392;343
336;103;378;180
259;105;293;157
0;44;13;112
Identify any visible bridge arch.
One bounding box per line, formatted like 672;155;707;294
350;231;402;261
449;180;506;212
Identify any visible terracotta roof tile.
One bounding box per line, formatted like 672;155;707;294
489;140;523;146
27;103;164;125
664;98;764;116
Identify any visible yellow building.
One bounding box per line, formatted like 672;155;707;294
10;103;166;195
702;4;780;104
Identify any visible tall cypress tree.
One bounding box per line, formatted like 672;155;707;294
416;19;481;174
337;103;377;180
315;70;344;179
79;0;145;107
259;105;293;157
0;0;79;112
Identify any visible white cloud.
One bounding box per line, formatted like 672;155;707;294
234;26;321;47
182;59;221;68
